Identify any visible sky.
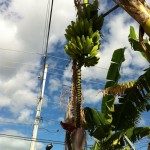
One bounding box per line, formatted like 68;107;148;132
0;0;150;150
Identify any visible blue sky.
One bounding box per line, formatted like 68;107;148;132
0;0;150;150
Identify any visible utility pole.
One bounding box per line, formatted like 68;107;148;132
29;64;48;150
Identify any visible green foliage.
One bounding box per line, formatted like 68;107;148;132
84;47;150;149
129;26;150;62
101;48;126;123
64;0;104;67
77;0;104;31
112;66;150;130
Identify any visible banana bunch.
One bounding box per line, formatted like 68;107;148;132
65;18;92;41
65;29;100;66
64;0;102;67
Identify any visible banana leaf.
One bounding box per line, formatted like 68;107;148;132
101;48;126;123
129;26;150;62
112;67;150;130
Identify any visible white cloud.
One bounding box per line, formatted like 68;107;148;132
17;109;33;122
49;78;61;93
83;89;102;104
0;69;39;115
0;0;149;149
0;130;43;150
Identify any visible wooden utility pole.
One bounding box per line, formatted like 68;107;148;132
29;64;48;150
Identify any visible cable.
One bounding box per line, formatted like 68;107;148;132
0;64;106;86
43;0;54;57
0;133;64;145
0;133;93;147
39;127;60;133
0;47;109;70
0;60;42;68
47;54;69;61
0;121;33;126
0;47;70;62
41;0;51;55
0;47;42;55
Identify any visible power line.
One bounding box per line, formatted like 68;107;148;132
0;133;93;147
47;54;69;61
0;47;70;61
41;0;51;55
0;64;106;86
0;48;42;55
0;133;65;145
0;47;110;70
0;60;42;67
43;0;54;58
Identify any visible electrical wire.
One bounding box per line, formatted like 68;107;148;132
0;133;65;145
0;47;110;70
0;47;70;61
0;64;106;86
0;121;33;126
0;47;42;55
47;54;69;61
41;0;51;55
43;0;54;58
0;60;42;68
0;133;93;147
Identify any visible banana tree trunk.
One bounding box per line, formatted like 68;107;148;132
113;0;150;36
71;128;86;150
76;64;82;128
72;59;77;127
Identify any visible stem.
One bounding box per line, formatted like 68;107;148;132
103;4;119;17
72;59;77;126
76;64;82;128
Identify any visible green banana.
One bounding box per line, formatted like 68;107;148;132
85;36;93;54
84;19;92;36
89;45;99;58
79;19;84;35
81;35;87;54
76;36;83;54
64;45;76;58
88;27;94;37
72;20;81;36
65;24;77;39
91;30;100;44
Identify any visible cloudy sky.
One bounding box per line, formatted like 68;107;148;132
0;0;150;150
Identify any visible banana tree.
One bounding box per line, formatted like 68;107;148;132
112;0;150;36
112;0;150;61
61;0;104;149
84;43;150;149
